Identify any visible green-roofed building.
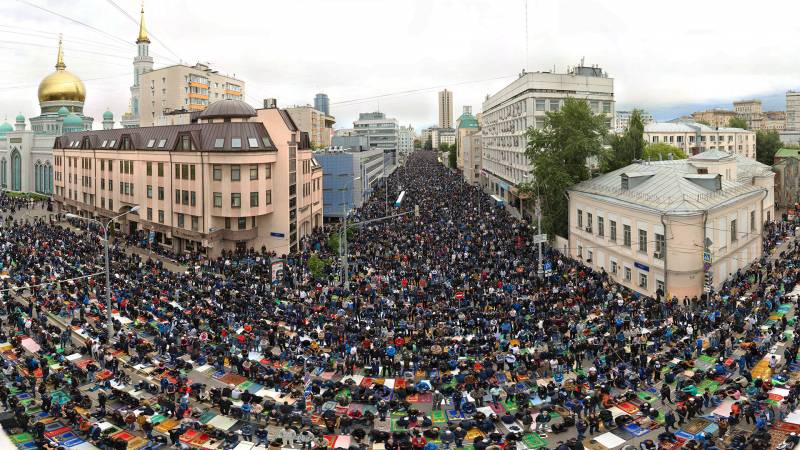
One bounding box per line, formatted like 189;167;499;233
774;148;800;163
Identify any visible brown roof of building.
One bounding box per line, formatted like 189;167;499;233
54;122;276;152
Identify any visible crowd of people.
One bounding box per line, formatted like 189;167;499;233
0;151;799;450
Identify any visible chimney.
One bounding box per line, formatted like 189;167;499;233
263;98;277;109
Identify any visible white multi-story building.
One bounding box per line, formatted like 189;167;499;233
481;63;614;215
398;125;415;162
353;112;398;151
643;122;756;160
567;150;774;299
615;110;653;133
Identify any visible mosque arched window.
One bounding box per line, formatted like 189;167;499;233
10;150;21;191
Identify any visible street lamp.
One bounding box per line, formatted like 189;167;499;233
66;205;140;343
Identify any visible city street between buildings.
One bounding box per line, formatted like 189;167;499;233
0;151;797;450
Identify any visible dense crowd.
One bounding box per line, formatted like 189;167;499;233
0;152;799;450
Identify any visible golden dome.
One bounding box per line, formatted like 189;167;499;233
38;36;86;103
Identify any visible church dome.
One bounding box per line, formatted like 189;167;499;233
0;122;12;134
198;99;256;120
57;107;69;117
38;38;86;104
103;110;114;120
63;113;83;129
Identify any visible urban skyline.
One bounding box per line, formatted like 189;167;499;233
4;0;800;132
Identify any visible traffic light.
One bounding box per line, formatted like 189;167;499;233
703;270;713;292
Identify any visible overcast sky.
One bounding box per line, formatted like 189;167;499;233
3;0;800;131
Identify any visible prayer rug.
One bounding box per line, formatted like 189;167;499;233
521;433;548;449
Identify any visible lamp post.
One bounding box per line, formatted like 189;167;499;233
66;206;140;343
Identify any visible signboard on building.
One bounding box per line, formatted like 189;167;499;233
634;262;649;272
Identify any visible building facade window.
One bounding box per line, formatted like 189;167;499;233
231;166;240;181
250;191;258;207
731;219;737;242
639;273;647;288
624;266;632;281
655;233;665;258
250;166;258;180
610;220;616;241
638;229;647;253
623;224;631;247
598;217;604;237
213;166;222;181
577;209;583;229
231;193;241;208
213;192;222;207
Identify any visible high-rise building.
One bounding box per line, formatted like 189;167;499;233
786;91;800;131
285;104;335;148
53;99;322;256
353;112;398;151
314;93;330;115
482;63;614;216
136;63;244;127
438;89;453;128
120;5;244;128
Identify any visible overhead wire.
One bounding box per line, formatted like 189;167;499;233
0;25;179;63
103;0;183;62
326;75;517;108
16;0;132;46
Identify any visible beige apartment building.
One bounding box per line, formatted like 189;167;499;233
691;109;737;128
285;105;335;148
52;99;321;257
462;130;482;186
733;100;762;129
567;150;774;299
644;122;756;159
764;111;786;130
136;63;245;127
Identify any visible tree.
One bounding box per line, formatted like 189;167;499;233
600;109;645;172
696;119;711;126
642;142;687;161
729;116;747;129
756;130;782;165
413;139;421;149
423;136;433;150
448;143;457;168
308;254;328;279
525;97;607;235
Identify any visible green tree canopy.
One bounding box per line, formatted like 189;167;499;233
642;142;687;161
729;116;747;129
525;97;607;235
756;130;782;165
448;143;457;168
424;136;433;150
307;254;328;279
600;109;645;172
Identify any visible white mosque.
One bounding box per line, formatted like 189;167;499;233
0;36;116;195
